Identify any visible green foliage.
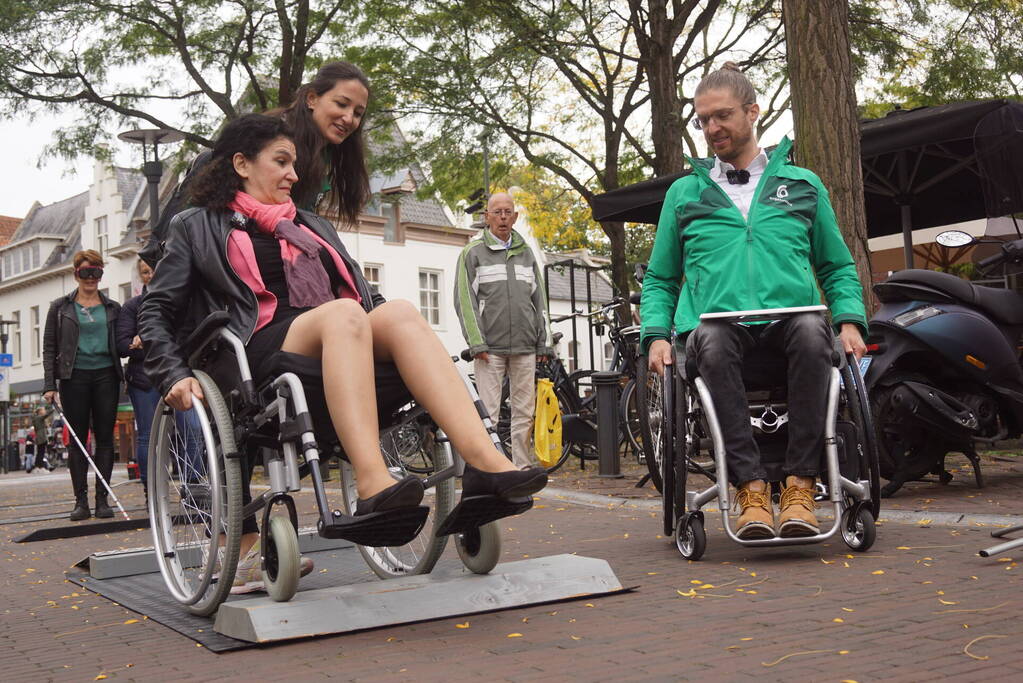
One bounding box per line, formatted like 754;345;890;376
0;0;365;160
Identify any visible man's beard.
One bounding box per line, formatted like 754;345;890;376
713;125;754;163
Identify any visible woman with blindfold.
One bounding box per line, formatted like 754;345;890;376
43;250;123;521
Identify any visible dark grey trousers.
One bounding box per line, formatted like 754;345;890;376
685;313;833;485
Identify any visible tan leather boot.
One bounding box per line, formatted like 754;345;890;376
734;480;775;540
778;475;819;538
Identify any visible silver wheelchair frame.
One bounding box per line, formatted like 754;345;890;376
662;306;881;559
148;312;508;616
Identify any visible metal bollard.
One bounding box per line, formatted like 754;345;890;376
592;371;623;478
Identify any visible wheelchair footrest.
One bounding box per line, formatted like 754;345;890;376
435;495;533;537
317;506;429;547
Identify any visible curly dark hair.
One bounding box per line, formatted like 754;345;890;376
189;114;295;211
270;61;371;226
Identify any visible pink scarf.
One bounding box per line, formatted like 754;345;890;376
228;192;335;308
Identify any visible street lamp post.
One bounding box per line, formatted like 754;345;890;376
116;128;185;232
0;318;19;474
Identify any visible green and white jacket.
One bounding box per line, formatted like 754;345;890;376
454;228;553;357
640;137;867;353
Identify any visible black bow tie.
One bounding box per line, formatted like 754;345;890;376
726;169;750;185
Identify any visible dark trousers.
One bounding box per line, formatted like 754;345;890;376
58;367;119;503
34;442;47;469
685;312;833;485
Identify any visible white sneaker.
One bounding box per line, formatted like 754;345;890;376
230;540;314;595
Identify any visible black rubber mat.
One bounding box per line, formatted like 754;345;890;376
15;514;164;542
65;546;465;652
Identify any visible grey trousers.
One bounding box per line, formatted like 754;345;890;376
685;313;833;485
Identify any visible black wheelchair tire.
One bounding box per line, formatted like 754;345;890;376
636;358;665;493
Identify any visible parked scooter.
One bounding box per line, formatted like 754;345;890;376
864;230;1023;497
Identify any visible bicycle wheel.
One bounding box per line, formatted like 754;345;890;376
620;378;643;460
381;406;435;474
636;358;664;492
340;416;454;578
544;384;579;473
149;370;242;616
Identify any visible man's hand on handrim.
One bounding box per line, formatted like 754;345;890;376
648;339;673;376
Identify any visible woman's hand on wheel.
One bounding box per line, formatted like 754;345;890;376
166;377;204;411
647;339;673;376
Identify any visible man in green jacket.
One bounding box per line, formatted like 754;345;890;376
455;192;553;469
641;63;868;540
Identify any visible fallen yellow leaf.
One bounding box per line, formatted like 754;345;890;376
939;599;959;605
833;618;844;623
507;633;523;638
570;636;581;641
455;623;469;629
740;637;753;641
95;676;107;681
842;608;854;612
123;619;138;625
872;570;885;575
839;650;850;655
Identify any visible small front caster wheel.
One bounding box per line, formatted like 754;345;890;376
456;521;501;574
841;505;876;552
264;515;300;602
675;515;706;560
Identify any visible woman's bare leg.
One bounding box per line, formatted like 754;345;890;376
281;299;397;499
368;300;518;474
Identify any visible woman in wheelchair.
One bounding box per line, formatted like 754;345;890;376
139;114;547;582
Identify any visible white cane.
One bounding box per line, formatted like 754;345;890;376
50;400;130;521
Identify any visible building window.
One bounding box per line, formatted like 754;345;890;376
30;306;40;361
603;341;614;370
95;215;108;254
31;242;39;268
120;283;133;302
21;248;29;272
418;269;441;326
11;310;20;365
382;202;399;243
568;341;579;373
363;264;383;294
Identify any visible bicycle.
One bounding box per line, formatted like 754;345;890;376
526;297;644;473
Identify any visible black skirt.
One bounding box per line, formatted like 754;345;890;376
246;311;414;427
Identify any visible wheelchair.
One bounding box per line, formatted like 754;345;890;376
148;311;527;616
658;306;882;560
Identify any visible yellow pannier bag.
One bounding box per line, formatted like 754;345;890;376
533;378;562;468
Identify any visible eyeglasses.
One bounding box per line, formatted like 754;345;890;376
487;209;515;217
691;104;751;131
75;266;104;280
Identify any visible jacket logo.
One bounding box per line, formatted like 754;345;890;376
768;184;792;207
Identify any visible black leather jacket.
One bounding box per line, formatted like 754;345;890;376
43;289;123;393
139;206;384;397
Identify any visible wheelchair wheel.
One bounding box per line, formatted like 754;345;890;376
263;515;300;602
339;418;455;578
841;505;876;552
675;514;706;560
148;370;242;616
455;521;501;574
636;358;665;492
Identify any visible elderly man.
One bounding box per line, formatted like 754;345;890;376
454;192;553;469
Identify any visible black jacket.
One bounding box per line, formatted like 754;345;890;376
43;289;123;392
139;206;384;397
116;288;152;390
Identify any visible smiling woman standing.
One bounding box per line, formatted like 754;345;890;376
43;250;122;520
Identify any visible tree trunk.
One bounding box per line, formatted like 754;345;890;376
782;0;875;313
640;0;686;175
601;220;631;324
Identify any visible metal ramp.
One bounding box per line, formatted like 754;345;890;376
213;554;624;643
71;540;627;648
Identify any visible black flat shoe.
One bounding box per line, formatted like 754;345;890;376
94;500;114;519
462;465;548;499
355;476;425;516
69;502;91;521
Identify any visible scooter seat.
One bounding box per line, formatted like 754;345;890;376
882;269;1023;325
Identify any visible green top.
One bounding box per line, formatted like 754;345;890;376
74;303;113;370
639;137;867;354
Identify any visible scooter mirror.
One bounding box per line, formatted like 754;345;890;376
935;230;976;248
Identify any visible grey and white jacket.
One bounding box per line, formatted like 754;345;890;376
454;228;553;357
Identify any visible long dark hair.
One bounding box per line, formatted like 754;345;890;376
272;61;371;226
189;114;295;212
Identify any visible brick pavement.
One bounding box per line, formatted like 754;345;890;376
2;466;1022;681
